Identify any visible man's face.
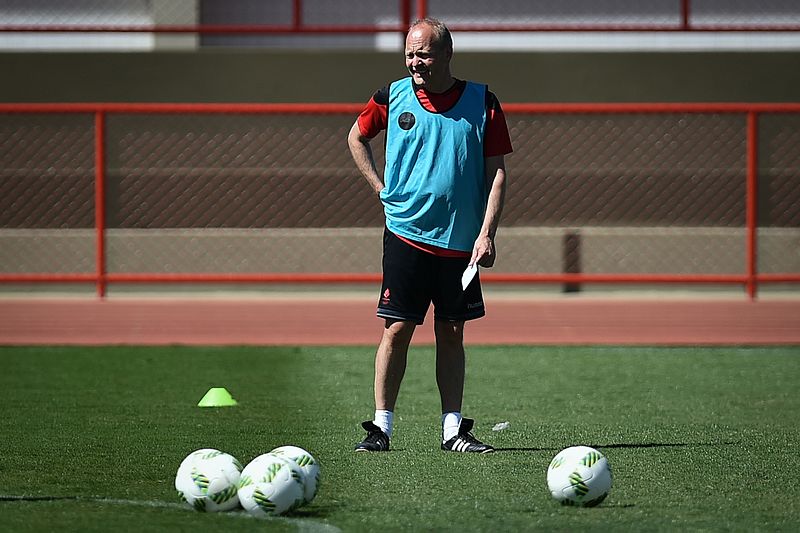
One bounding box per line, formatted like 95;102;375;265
405;25;451;90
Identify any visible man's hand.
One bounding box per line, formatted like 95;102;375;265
470;234;496;268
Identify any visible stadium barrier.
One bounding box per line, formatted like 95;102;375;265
2;0;800;35
1;102;799;299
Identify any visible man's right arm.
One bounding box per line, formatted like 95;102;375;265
348;88;389;196
347;121;384;196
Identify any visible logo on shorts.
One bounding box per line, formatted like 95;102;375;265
398;112;416;130
381;288;391;306
467;301;483;310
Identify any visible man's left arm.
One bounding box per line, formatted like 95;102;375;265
470;154;507;268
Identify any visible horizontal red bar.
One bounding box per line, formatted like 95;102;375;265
483;274;748;284
447;24;800;33
757;274;800;283
106;273;381;284
0;103;363;114
0;274;98;283
111;273;751;284
502;103;800;114
3;103;800;115
0;25;406;34
0;273;755;285
2;24;800;34
0;273;380;284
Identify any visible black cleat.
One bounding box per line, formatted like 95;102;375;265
441;418;494;454
354;421;390;452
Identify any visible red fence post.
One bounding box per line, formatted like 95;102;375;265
681;0;691;31
293;0;303;31
416;0;427;20
400;0;411;36
746;111;759;300
94;110;107;298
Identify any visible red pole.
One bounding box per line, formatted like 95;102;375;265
417;0;427;20
681;0;691;30
293;0;302;31
94;111;107;298
745;111;759;300
400;0;411;37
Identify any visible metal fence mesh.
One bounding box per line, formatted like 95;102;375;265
1;0;153;25
758;114;800;275
427;0;678;26
3;0;799;30
1;109;798;280
0;114;95;229
107;114;381;229
504;114;746;227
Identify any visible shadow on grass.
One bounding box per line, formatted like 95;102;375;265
287;503;341;519
0;495;80;502
600;503;637;508
495;441;740;453
1;494;340;520
591;441;740;450
494;446;557;452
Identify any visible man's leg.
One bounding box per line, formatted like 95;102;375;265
434;319;465;414
358;229;430;452
355;319;416;452
435;320;494;453
375;319;416;411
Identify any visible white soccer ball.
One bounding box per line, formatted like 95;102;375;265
175;448;242;512
238;453;305;517
270;445;320;504
546;445;612;507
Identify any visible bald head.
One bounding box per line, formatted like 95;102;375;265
408;18;453;56
405;18;454;92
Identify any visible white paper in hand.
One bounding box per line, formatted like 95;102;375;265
461;263;478;291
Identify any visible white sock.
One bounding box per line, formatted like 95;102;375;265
442;411;462;441
374;409;393;438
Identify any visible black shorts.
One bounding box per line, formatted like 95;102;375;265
377;228;486;324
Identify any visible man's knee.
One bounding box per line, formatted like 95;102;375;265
434;320;464;345
382;319;416;346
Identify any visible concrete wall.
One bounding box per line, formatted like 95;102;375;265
2;51;800;103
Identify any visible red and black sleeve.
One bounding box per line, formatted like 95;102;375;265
356;86;389;139
484;90;513;158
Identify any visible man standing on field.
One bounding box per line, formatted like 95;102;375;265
347;18;512;453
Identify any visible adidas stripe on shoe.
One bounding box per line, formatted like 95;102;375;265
354;421;390;452
441;418;494;454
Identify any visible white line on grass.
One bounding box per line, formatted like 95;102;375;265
1;495;342;533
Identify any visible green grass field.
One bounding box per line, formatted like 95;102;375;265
2;345;799;532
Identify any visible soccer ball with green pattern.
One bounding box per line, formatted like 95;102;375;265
546;446;612;507
175;448;242;512
270;445;320;504
238;453;305;517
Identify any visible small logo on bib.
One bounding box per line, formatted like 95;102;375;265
398;112;416;130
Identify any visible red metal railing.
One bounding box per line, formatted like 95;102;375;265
2;0;799;34
2;102;800;299
94;111;106;297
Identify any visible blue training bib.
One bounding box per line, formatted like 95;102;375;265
381;78;487;252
